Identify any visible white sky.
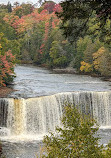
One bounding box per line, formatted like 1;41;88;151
0;0;61;5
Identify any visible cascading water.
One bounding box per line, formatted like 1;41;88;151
0;91;111;141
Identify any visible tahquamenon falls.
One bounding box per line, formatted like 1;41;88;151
0;91;111;140
0;65;111;158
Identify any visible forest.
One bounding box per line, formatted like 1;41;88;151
0;0;111;87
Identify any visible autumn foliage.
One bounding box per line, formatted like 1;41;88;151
4;7;61;34
80;46;111;76
1;1;110;77
0;44;15;87
80;61;93;73
93;47;106;71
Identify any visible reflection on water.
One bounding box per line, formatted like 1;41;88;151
2;129;111;158
9;65;111;98
2;141;42;158
98;129;111;145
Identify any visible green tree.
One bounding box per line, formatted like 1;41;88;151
41;104;111;158
83;39;103;64
88;13;111;45
0;33;20;60
57;1;92;43
49;41;69;68
57;0;111;44
0;6;16;40
74;36;89;70
12;3;33;18
42;104;106;158
43;17;53;64
7;2;12;13
21;3;34;15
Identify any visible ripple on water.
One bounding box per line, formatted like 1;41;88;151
8;65;111;98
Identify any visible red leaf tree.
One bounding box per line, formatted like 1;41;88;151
0;44;16;87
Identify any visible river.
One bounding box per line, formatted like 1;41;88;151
1;65;111;158
9;65;111;98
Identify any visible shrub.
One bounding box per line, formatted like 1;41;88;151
41;104;111;158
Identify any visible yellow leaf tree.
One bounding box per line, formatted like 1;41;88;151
93;47;111;76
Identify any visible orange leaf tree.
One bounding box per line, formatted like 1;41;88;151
0;40;16;87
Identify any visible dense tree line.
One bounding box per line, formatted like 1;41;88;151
0;0;111;86
57;0;111;76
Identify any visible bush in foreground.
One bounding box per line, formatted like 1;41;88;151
41;104;111;158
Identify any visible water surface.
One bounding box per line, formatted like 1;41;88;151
9;65;111;98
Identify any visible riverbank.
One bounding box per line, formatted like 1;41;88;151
52;67;111;82
53;67;77;74
0;87;14;98
102;77;111;82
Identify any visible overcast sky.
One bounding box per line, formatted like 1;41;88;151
0;0;61;5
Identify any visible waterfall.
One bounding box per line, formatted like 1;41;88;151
7;99;26;135
0;91;111;140
0;98;8;127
